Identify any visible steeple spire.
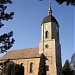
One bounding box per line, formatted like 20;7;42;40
48;0;52;15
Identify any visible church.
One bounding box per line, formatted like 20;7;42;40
0;5;62;75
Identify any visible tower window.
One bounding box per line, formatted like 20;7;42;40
30;62;33;73
45;31;48;38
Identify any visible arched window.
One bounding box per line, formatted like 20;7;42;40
45;31;48;38
30;62;33;73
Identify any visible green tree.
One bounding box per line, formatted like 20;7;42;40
39;0;75;6
11;63;24;75
0;0;15;53
56;0;75;6
0;60;24;75
38;53;46;75
6;61;14;75
63;60;74;75
0;60;10;75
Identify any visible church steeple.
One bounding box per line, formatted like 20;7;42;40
48;6;52;15
48;0;52;15
39;1;62;75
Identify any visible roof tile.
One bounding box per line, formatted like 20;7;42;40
1;48;40;60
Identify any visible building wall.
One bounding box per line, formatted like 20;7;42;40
39;21;62;75
0;58;40;75
39;39;57;75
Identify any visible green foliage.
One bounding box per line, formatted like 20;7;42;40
63;60;74;75
0;31;15;53
6;61;14;75
0;60;24;75
38;53;46;75
39;0;75;6
11;64;24;75
0;0;12;4
0;0;15;53
56;0;75;6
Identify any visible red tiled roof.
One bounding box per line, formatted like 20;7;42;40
1;48;41;60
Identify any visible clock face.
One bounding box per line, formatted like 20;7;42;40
45;25;49;29
45;44;49;48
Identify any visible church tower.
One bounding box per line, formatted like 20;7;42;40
39;5;62;75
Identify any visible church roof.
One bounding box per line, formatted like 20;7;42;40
42;15;58;25
42;5;59;25
1;48;41;60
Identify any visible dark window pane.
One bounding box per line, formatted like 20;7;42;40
45;31;48;38
30;63;33;73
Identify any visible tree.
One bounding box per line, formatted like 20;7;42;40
5;61;14;75
63;60;74;75
11;63;24;75
56;0;75;6
39;0;75;6
38;53;46;75
0;60;24;75
0;59;10;75
0;0;15;53
70;53;75;74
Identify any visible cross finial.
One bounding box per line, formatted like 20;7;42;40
48;0;52;15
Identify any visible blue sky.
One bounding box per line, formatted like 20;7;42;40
0;0;75;65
